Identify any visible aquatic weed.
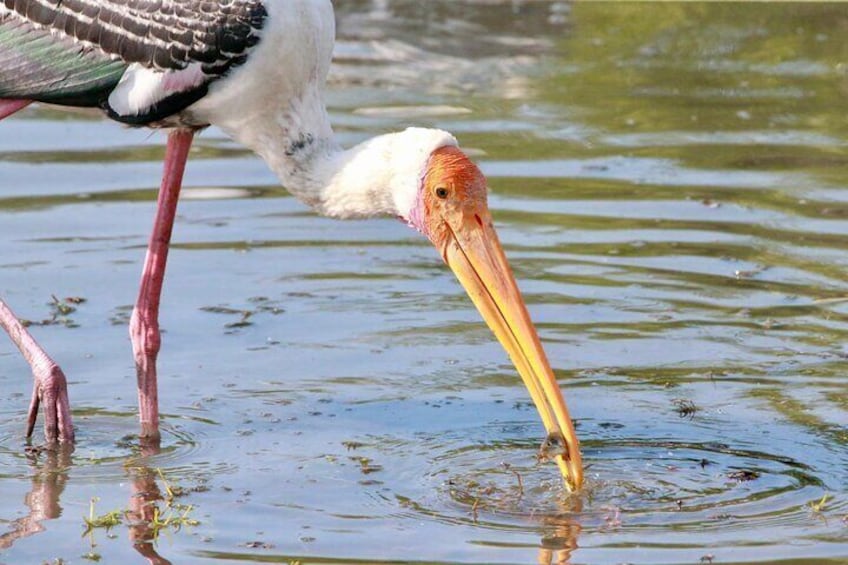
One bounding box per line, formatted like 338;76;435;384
21;295;85;328
809;493;831;525
82;497;124;536
81;469;201;548
672;398;699;418
81;497;124;561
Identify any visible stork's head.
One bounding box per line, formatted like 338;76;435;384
395;130;583;491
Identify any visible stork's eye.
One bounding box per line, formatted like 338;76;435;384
435;187;449;199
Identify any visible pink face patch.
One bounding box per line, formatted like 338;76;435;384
402;185;429;237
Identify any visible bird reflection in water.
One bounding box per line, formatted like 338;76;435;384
448;462;583;565
3;438;583;564
0;443;71;551
126;445;176;565
538;511;582;565
0;440;187;565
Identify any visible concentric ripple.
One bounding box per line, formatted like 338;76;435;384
579;440;826;527
0;409;232;483
373;428;837;539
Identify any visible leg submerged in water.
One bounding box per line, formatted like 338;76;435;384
0;99;73;442
0;301;74;442
130;128;195;441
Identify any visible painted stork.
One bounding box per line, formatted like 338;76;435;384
0;0;583;490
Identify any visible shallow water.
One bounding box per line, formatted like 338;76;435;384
1;2;847;564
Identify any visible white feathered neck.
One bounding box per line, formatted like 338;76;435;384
279;127;459;219
210;114;458;220
185;0;458;220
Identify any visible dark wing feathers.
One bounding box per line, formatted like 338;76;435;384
4;0;266;71
0;0;267;123
0;13;126;104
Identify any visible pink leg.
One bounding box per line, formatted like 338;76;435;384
0;99;31;120
130;129;194;440
0;301;74;442
0;99;72;442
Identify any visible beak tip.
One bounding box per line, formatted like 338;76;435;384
556;454;584;493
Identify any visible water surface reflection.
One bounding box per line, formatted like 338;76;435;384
1;1;847;563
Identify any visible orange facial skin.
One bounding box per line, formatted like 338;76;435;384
418;146;583;491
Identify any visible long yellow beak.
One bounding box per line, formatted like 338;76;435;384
441;210;583;491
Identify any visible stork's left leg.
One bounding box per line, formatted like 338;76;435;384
0;301;74;443
0;99;31;120
130;129;194;441
0;99;74;443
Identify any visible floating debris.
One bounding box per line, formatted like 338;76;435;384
22;295;84;328
672;398;700;419
728;469;760;482
242;541;275;549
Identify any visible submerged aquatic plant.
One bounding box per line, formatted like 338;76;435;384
147;503;200;537
82;497;124;536
81;469;200;547
808;493;833;525
21;295;86;328
671;398;700;418
809;493;830;513
82;497;124;562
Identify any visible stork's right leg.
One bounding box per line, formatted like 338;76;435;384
130;129;194;441
0;100;74;443
0;99;30;120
